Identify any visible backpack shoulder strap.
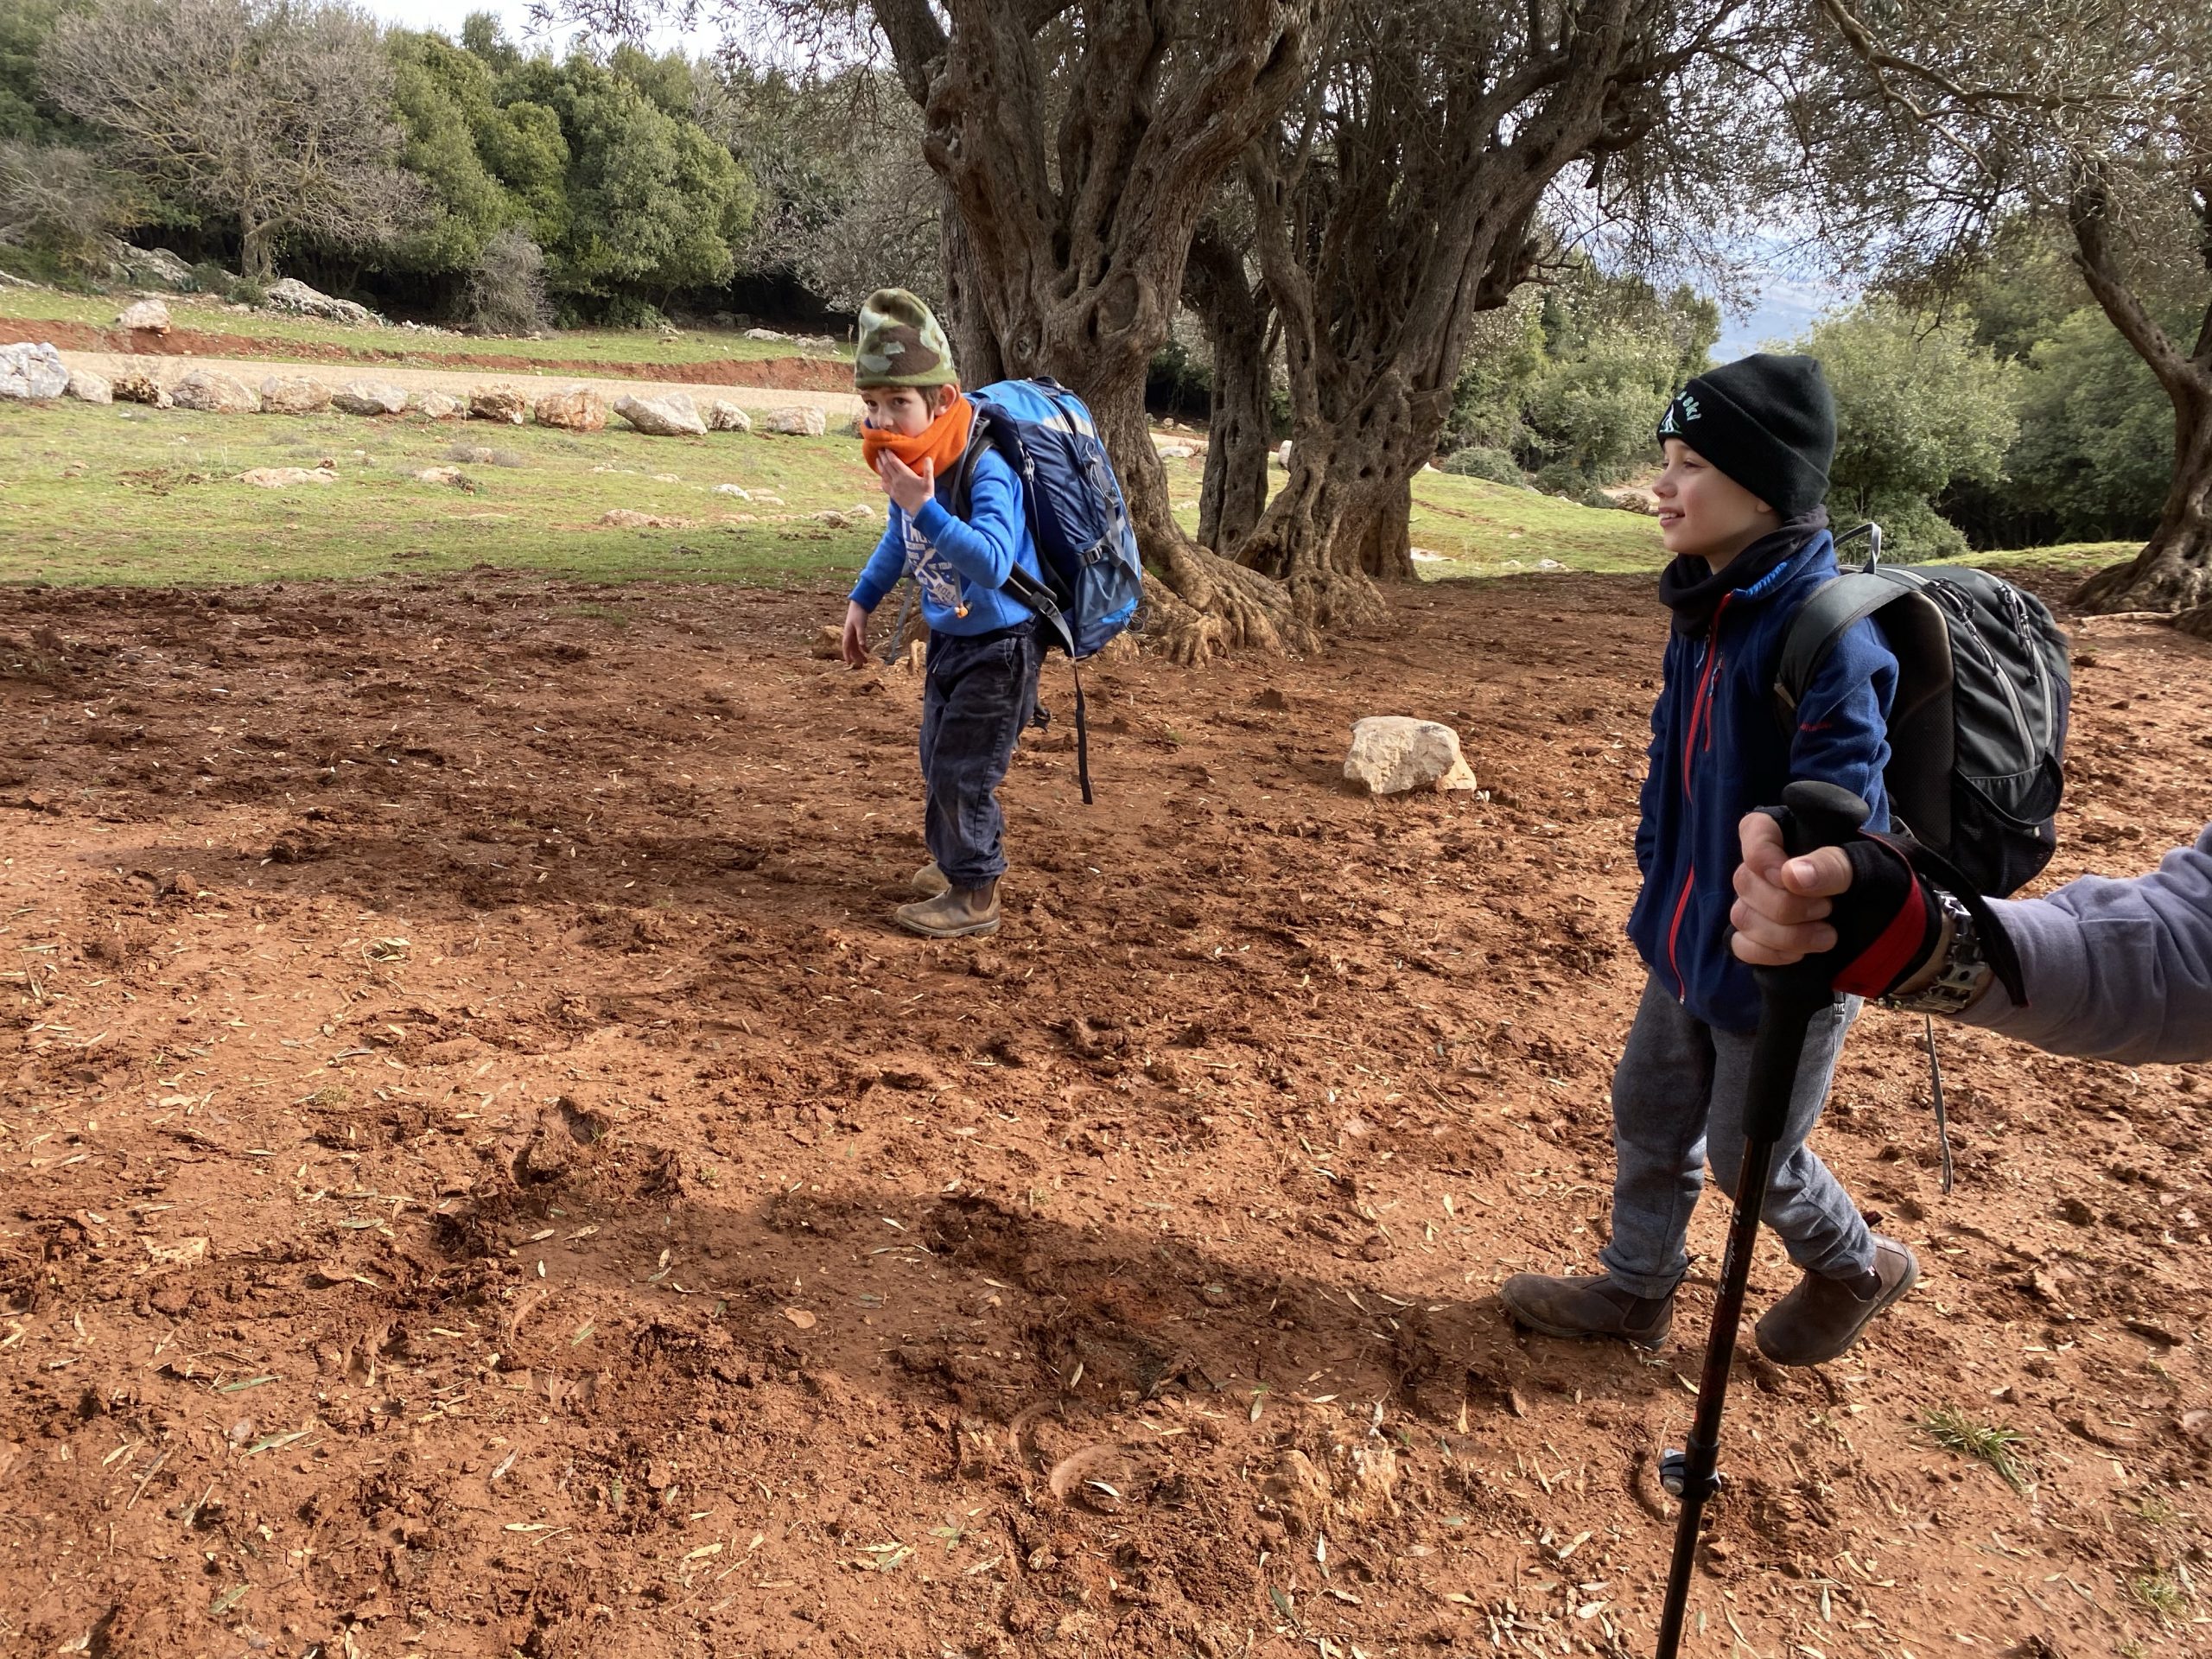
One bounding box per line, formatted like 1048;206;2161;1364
949;407;1077;658
1774;573;1918;719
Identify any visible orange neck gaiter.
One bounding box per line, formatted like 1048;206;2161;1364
861;390;975;486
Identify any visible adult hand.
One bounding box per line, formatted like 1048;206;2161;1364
877;450;935;518
840;600;871;669
1729;810;1855;965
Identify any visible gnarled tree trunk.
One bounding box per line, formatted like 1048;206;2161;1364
873;0;1330;659
1185;221;1274;551
1226;0;1678;621
2066;183;2212;614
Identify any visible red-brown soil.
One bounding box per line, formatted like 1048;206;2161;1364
2;569;2207;1658
0;316;854;392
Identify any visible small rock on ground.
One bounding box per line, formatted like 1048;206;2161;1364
613;392;708;437
332;380;408;416
172;367;259;414
765;404;827;437
0;342;72;400
1343;715;1478;796
117;298;170;334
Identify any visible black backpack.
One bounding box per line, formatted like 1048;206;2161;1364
1774;524;2072;899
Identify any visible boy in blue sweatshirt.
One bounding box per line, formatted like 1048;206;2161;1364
838;289;1047;940
1503;354;1919;1367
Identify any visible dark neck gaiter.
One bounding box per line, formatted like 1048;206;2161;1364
1657;508;1830;637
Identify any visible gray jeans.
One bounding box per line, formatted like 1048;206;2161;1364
1599;974;1875;1299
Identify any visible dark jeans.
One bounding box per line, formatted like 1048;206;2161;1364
919;625;1041;888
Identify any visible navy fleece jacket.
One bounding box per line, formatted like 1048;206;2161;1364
849;447;1046;636
1627;528;1898;1032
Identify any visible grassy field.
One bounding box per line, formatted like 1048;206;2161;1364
0;397;2122;594
0;398;884;588
0;286;848;370
0;399;1665;590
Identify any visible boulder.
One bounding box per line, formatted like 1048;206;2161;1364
764;404;827;437
257;375;334;415
106;244;194;289
601;508;687;528
117;298;171;334
0;342;70;400
535;385;607;432
171;367;259;414
413;390;462;421
65;368;113;405
263;276;377;327
111;370;171;408
332;380;408;416
1343;716;1478;796
742;327;788;341
1611;488;1654;515
713;483;751;499
1274;439;1293;470
1155;442;1195;461
469;385;531;425
704;399;752;433
412;467;467;486
234;467;335;487
613;391;708;437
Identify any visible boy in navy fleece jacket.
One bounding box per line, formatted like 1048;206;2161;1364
1503;354;1918;1368
838;289;1049;940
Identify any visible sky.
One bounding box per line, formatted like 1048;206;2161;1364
355;1;1847;354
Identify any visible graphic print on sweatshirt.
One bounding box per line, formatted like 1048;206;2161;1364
901;513;969;617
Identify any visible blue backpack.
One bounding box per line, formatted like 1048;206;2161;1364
950;376;1145;802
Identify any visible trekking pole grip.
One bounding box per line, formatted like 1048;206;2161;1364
1741;780;1871;1140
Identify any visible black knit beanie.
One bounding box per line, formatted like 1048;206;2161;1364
1655;353;1835;518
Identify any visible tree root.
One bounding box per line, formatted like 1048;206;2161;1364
1142;544;1312;664
2171;603;2212;641
1287;568;1386;634
2071;549;2212;614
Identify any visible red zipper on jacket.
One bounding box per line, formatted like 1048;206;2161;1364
1666;593;1733;998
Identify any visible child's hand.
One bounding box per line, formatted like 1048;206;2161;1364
840;600;871;668
876;450;935;517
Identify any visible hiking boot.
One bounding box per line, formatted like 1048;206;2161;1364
910;860;949;898
1754;1236;1920;1367
893;880;1000;939
1500;1272;1674;1349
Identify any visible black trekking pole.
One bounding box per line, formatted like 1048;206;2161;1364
1652;779;1869;1659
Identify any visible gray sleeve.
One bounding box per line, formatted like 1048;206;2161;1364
1961;823;2212;1065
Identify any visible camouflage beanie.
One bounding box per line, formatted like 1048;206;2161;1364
854;289;957;389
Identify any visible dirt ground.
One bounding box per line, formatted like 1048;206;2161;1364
2;568;2208;1659
1;316;856;393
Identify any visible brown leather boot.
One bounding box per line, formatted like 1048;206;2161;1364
910;860;949;898
1754;1235;1919;1367
893;879;1001;939
1500;1272;1674;1349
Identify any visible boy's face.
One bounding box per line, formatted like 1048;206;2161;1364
859;385;948;437
1655;439;1776;566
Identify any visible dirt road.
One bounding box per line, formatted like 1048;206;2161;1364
2;567;2207;1656
55;349;865;422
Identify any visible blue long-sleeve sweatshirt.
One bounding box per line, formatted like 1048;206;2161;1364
1629;528;1898;1032
848;447;1046;636
1965;826;2212;1064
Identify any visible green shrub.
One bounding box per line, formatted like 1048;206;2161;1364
1846;498;1971;564
1534;461;1608;507
1439;445;1527;486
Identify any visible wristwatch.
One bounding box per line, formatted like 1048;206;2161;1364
1882;886;1995;1016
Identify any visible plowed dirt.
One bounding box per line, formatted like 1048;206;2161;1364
2;567;2206;1658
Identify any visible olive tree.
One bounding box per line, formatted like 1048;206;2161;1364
42;0;422;283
